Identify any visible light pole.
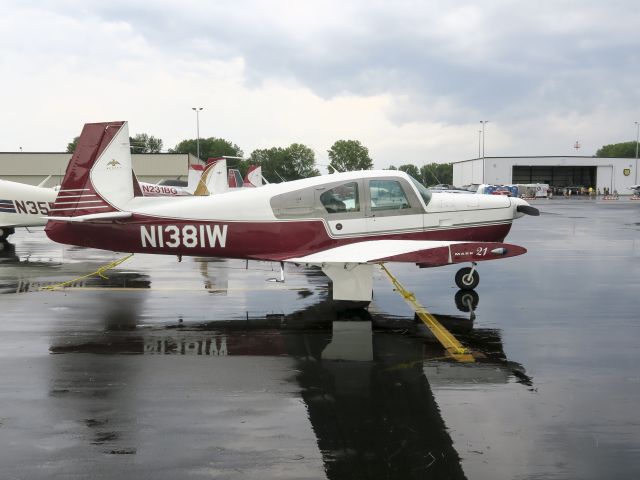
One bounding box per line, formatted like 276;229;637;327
636;121;639;184
478;130;482;158
192;107;203;159
479;120;489;159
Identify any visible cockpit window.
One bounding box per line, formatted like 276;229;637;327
370;180;411;211
409;176;432;207
320;182;360;214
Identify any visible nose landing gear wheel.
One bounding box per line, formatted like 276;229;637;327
455;267;479;290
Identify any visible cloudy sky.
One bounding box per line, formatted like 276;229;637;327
1;0;639;167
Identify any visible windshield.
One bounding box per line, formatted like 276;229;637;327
408;176;432;207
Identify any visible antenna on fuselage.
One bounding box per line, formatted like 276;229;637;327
273;170;285;182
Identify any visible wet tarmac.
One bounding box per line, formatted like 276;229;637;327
0;198;638;479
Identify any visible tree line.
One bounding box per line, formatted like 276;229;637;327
65;133;638;187
66;133;453;185
595;141;639;158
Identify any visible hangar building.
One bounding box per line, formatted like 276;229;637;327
453;156;638;194
0;152;197;186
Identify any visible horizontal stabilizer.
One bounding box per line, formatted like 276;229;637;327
46;211;133;223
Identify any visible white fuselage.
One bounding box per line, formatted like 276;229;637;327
0;179;57;229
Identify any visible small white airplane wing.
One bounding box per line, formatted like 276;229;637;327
285;239;527;267
46;211;133;223
284;239;527;302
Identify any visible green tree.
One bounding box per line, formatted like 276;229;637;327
327;140;373;173
66;132;164;153
66;136;79;153
596;141;638;158
284;143;320;179
130;133;163;153
387;165;398;170
249;144;320;182
419;163;453;186
398;164;420;179
170;137;243;160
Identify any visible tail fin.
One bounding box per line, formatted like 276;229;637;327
244;165;264;187
193;158;229;196
228;169;243;188
51;121;134;217
186;163;205;194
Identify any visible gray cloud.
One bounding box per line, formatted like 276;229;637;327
3;0;640;158
47;0;636;123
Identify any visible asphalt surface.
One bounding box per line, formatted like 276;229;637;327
0;198;638;479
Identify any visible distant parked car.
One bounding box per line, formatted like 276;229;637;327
460;184;480;192
491;187;512;196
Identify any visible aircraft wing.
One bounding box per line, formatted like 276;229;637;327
46;211;133;223
285;239;526;267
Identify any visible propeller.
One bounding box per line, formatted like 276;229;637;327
517;205;540;216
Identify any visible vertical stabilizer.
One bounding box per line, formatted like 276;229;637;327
51;121;133;217
193;158;229;196
186;164;205;194
244;165;263;187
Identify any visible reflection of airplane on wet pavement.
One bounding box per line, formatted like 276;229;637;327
0;240;151;294
48;295;531;478
46;121;538;303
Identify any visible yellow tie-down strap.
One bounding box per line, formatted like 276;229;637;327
42;253;135;291
379;264;475;363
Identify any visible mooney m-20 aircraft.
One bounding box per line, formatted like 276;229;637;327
45;121;538;302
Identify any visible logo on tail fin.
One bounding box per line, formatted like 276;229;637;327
106;159;122;169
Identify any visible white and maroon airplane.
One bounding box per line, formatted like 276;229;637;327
45;121;538;302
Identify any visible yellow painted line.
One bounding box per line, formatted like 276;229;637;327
379;264;475;363
41;253;135;290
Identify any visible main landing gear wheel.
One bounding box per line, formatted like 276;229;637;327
455;267;479;291
0;227;14;241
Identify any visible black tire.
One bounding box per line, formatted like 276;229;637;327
455;267;479;291
0;227;15;241
455;289;479;312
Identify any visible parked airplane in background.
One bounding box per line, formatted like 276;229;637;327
192;158;264;196
138;163;204;197
0;178;57;240
46;121;538;302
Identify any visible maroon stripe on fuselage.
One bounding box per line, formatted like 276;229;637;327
45;216;512;261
